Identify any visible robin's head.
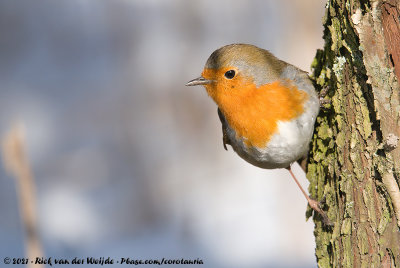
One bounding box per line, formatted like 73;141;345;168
186;44;287;102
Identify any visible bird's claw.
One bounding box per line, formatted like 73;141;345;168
308;198;334;227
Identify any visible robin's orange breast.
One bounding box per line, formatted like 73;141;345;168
202;67;309;148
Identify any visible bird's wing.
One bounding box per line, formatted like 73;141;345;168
217;108;231;151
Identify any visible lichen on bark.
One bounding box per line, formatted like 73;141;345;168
307;0;400;267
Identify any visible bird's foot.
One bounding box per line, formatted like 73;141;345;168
307;197;333;227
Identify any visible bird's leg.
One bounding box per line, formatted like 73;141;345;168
286;166;332;226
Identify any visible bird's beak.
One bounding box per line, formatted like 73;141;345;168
185;76;212;86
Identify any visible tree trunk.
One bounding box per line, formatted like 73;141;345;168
308;0;400;267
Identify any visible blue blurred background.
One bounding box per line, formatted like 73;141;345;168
0;1;325;267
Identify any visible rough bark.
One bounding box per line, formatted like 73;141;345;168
308;0;400;267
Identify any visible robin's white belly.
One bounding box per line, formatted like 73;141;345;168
225;99;319;169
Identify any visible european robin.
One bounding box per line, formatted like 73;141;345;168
186;44;328;222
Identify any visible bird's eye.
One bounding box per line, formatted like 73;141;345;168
224;70;235;79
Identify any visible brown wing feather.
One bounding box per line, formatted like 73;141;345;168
217;108;231;150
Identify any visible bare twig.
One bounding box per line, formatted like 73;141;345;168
2;123;44;268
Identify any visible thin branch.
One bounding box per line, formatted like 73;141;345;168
2;123;44;268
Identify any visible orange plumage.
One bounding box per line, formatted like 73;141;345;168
202;67;308;148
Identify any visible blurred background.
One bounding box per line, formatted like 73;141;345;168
0;1;325;267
